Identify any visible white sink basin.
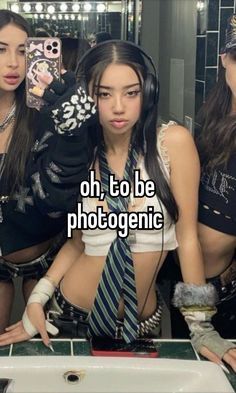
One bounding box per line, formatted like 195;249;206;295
0;356;233;393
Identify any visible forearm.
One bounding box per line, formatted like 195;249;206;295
177;233;205;285
45;233;84;286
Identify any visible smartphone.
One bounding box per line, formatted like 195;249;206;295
25;37;61;110
90;337;159;358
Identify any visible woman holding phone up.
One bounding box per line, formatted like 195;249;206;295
0;9;96;334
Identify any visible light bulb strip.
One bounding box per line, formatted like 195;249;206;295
7;2;108;14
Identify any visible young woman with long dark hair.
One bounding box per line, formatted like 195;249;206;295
0;10;95;333
1;40;235;370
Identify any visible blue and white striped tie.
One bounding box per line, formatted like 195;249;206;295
88;144;139;343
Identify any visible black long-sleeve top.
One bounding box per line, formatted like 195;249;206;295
0;87;97;255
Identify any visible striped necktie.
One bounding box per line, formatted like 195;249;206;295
88;144;139;343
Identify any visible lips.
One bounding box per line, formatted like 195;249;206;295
110;119;128;129
3;74;20;85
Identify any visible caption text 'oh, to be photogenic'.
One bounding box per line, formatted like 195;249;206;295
67;169;164;238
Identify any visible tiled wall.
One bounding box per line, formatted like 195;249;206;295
195;0;236;116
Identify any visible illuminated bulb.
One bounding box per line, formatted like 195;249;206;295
60;3;68;12
34;13;38;19
52;15;56;20
11;3;19;13
23;3;31;12
35;3;43;12
70;14;75;20
97;3;105;13
40;14;44;19
72;3;80;12
46;14;50;19
47;5;55;14
65;14;69;20
84;3;92;12
77;14;82;20
58;14;63;20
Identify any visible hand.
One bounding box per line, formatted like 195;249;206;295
0;303;52;347
200;345;236;373
31;69;97;135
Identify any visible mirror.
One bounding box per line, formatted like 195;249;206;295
7;1;142;42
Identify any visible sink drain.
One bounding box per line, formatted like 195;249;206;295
63;370;86;385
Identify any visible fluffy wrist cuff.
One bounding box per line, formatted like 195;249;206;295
172;282;218;308
27;277;55;307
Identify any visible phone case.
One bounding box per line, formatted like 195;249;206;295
25;37;61;110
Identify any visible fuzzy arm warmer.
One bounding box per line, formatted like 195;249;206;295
173;282;236;358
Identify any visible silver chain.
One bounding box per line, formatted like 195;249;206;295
0;101;16;133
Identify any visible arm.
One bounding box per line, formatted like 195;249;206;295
0;230;84;347
165;125;236;370
29;74;97;214
165;124;205;284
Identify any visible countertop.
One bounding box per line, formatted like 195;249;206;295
1;338;235;392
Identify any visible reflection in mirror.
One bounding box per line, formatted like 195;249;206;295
7;1;142;43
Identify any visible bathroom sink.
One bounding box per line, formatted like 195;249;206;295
0;356;233;393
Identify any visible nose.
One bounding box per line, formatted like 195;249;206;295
7;51;19;68
112;94;125;113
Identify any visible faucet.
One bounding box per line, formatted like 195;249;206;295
0;379;14;393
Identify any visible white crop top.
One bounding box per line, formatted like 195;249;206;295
81;122;178;256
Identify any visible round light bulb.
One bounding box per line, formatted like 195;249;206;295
97;3;106;13
11;4;19;13
23;3;31;12
35;3;43;12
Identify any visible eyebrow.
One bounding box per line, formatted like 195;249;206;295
95;83;141;90
0;41;25;47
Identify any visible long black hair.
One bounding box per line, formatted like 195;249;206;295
196;48;236;170
0;10;38;195
76;40;178;222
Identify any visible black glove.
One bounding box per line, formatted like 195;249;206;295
41;71;97;135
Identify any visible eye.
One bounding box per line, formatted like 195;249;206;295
0;47;6;53
95;91;110;99
126;90;141;97
19;48;25;55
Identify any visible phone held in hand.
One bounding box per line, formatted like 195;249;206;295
90;337;159;358
25;37;61;110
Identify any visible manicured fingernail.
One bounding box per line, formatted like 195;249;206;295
46;342;54;352
219;362;230;374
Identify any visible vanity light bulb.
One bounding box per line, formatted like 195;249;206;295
35;3;43;12
47;5;55;14
97;3;106;13
11;3;19;12
23;3;31;12
84;3;92;12
60;3;68;12
72;3;80;12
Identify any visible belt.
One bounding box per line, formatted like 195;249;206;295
207;259;236;303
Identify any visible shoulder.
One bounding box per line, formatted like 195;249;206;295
157;122;200;174
158;122;194;149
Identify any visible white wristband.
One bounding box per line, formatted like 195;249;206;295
22;309;59;338
27;277;55;307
